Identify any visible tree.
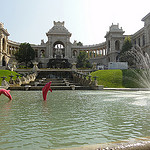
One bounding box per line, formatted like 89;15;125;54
120;36;133;66
121;36;132;54
77;41;83;46
76;51;92;68
15;43;35;68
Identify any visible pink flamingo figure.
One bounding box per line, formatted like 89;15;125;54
42;81;52;101
0;89;12;100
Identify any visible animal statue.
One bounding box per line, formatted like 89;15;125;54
42;81;52;101
0;89;12;100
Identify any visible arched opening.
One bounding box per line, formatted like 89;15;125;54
138;38;141;47
47;59;71;69
40;50;45;57
2;38;5;51
107;40;110;52
134;40;136;45
73;50;77;57
116;55;120;62
2;56;6;66
53;41;65;59
115;40;120;50
143;35;145;46
108;57;110;62
108;40;110;48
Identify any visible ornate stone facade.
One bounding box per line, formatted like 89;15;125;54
1;12;150;69
0;22;19;69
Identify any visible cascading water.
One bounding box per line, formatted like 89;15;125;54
123;45;150;88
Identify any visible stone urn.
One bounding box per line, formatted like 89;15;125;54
71;62;77;71
32;61;39;72
11;62;17;71
92;62;97;70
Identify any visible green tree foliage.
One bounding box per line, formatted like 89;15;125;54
76;51;92;68
121;36;132;54
120;36;133;66
15;43;35;68
77;41;83;46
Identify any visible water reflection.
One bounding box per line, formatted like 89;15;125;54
0;90;150;149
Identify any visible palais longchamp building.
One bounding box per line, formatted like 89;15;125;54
0;12;150;69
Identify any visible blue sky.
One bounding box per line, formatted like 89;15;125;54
0;0;150;45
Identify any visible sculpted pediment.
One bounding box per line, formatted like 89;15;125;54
46;21;71;36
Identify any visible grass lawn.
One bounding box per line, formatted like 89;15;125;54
90;69;141;88
0;70;20;85
0;69;142;88
90;69;123;88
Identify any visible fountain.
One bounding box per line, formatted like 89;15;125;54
0;90;150;149
1;46;150;150
121;45;150;89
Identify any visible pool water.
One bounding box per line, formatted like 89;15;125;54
0;90;150;149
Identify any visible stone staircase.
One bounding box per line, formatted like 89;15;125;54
8;71;103;90
9;77;92;90
30;78;92;90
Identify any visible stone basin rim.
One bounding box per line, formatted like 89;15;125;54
51;136;150;150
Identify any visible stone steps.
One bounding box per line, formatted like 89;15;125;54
9;85;91;90
9;77;92;90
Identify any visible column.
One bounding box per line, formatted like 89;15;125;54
0;38;2;53
0;53;2;66
5;39;8;54
104;48;106;55
90;50;92;58
96;50;98;57
49;41;53;58
88;50;90;58
10;47;12;55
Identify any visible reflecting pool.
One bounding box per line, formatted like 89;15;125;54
0;90;150;149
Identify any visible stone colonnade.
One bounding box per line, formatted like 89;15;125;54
73;43;107;59
0;22;19;67
0;43;19;67
84;47;106;58
7;44;19;55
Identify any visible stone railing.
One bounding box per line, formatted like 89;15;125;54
1;72;37;88
72;71;103;90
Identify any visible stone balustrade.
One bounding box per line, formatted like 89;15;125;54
72;71;103;90
1;76;9;89
15;75;22;85
9;74;15;84
1;72;37;88
20;76;27;84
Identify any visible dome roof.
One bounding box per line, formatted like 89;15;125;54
46;21;71;36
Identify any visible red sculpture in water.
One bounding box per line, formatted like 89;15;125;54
0;89;12;100
42;81;52;100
